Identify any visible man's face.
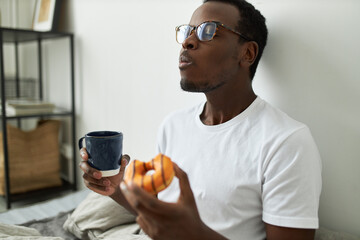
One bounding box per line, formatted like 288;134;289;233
179;2;242;93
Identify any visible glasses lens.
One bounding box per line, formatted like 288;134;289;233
176;25;193;44
197;22;217;41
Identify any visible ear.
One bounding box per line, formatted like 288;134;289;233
239;41;259;68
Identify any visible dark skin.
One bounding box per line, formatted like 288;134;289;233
80;2;316;239
178;2;258;125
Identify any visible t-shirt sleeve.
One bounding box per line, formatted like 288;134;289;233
262;126;322;229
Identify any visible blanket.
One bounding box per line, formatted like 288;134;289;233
1;191;358;240
62;192;150;240
21;211;78;240
0;222;63;240
0;192;150;240
0;221;149;240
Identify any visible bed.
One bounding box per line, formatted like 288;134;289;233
0;189;89;225
0;189;358;240
0;189;89;239
0;189;148;240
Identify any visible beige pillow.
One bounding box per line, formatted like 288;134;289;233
63;192;138;240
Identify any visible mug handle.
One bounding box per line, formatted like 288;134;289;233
78;136;85;150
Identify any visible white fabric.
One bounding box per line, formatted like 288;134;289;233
157;97;322;240
0;223;63;240
63;192;139;240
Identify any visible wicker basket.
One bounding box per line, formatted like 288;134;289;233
0;120;62;195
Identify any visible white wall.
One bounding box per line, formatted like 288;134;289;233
250;0;360;236
65;0;205;161
65;0;360;236
2;0;359;237
0;0;36;78
0;0;35;29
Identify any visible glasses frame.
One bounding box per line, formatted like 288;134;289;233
175;21;252;44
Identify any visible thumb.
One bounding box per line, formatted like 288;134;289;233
120;154;130;173
173;163;196;205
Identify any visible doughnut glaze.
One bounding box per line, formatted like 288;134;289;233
123;153;175;194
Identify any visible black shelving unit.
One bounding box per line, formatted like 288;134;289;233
0;27;77;209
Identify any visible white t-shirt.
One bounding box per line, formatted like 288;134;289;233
157;97;322;240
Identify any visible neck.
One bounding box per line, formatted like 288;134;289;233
200;83;256;126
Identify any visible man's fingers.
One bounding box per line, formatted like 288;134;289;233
79;148;88;160
136;215;153;236
120;154;130;172
85;180;112;195
84;179;107;191
82;172;110;187
121;181;172;214
79;160;102;179
123;154;130;164
79;147;102;179
173;163;195;204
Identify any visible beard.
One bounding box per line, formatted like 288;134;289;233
180;76;226;93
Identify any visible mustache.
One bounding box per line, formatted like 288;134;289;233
179;51;193;63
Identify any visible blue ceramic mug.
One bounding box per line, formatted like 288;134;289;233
78;131;123;177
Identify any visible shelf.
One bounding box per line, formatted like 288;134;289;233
1;179;75;204
2;107;73;119
0;27;73;43
0;27;77;209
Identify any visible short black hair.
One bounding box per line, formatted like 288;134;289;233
203;0;268;80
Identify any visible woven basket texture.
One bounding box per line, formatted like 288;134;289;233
0;120;62;195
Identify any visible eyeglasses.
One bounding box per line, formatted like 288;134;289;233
175;21;251;44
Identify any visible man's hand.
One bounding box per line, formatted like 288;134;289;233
79;148;129;196
120;163;227;240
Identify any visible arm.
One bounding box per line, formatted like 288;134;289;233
265;223;315;240
109;183;137;215
262;127;321;240
121;163;228;240
79;148;137;215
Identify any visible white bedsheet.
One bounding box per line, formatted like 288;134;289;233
0;189;90;225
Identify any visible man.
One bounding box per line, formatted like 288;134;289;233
80;0;322;239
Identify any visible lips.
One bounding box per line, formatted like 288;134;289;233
179;52;193;69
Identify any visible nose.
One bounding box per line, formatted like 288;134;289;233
182;31;198;50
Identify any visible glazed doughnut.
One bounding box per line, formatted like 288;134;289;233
123;153;175;194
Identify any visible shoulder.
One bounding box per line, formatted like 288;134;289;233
255;98;309;137
258;102;322;230
251;98;320;164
